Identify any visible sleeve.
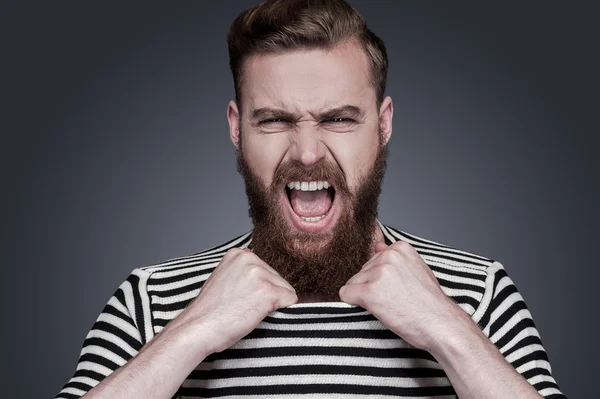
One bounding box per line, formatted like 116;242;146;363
54;268;156;399
473;261;567;398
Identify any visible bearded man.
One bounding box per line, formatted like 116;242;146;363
56;1;565;398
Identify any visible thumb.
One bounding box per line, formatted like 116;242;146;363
339;283;366;307
375;242;388;253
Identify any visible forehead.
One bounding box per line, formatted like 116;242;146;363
240;41;375;114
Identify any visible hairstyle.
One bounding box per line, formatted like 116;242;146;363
227;0;388;111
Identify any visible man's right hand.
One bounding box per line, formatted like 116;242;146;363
82;247;297;399
169;247;298;354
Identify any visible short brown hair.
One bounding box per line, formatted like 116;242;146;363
227;0;388;110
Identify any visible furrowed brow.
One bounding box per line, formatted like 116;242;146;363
251;107;298;122
315;105;366;121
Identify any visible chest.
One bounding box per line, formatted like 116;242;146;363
175;306;456;398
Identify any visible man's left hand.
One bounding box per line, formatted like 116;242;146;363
339;240;466;351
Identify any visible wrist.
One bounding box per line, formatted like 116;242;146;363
422;302;483;358
157;318;215;365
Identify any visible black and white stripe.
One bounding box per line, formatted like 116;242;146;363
55;222;565;398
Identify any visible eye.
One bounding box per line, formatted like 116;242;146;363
259;118;289;125
323;118;356;125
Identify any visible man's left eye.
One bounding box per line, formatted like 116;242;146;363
326;118;355;124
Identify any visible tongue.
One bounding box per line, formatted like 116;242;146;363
290;189;332;217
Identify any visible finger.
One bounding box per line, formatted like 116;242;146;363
387;240;415;256
271;284;298;309
241;252;283;277
361;256;379;272
361;249;384;272
367;247;383;263
345;267;376;286
262;269;296;293
223;247;247;261
375;242;388;253
254;259;284;278
361;242;389;271
339;283;367;307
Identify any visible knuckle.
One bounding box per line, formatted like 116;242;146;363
381;249;401;263
397;240;417;255
224;247;244;261
257;278;272;291
377;264;392;278
238;250;255;261
269;296;281;311
393;240;409;250
246;264;263;278
227;247;244;256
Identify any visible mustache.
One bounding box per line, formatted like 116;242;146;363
271;159;351;196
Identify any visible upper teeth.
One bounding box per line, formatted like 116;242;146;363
287;181;331;191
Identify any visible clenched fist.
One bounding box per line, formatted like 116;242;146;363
170;247;298;354
339;240;463;351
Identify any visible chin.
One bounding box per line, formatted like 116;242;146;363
285;233;335;254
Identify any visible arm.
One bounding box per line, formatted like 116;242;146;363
81;320;212;399
55;269;209;399
55;269;151;398
56;269;208;399
55;249;298;398
339;242;567;399
426;261;566;398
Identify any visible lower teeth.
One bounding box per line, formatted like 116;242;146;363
300;211;329;222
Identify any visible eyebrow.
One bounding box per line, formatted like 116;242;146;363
250;105;365;122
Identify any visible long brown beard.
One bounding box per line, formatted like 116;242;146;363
237;141;388;302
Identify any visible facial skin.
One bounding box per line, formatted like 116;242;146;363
227;40;394;301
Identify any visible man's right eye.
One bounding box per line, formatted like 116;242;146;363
260;118;286;125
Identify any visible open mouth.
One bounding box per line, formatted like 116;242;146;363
283;180;337;232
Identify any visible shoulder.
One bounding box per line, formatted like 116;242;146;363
380;223;497;270
138;231;252;274
127;232;252;333
381;223;501;316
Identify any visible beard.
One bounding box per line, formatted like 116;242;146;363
237;137;388;302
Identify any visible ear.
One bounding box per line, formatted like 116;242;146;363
378;96;393;146
227;100;241;150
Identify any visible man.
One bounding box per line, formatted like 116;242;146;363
55;0;566;398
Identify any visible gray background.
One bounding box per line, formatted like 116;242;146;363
4;1;598;398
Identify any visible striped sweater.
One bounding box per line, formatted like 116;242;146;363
55;221;566;398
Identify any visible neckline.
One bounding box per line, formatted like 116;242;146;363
286;302;356;308
270;302;369;315
245;219;396;307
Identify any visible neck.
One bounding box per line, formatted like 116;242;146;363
291;220;385;304
371;220;385;256
249;218;384;302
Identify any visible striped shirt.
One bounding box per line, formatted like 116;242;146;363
55;221;566;398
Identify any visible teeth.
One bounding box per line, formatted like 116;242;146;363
286;180;332;192
300;214;327;222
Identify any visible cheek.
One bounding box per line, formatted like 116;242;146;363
325;134;379;190
243;134;289;186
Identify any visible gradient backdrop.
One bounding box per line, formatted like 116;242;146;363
5;1;598;398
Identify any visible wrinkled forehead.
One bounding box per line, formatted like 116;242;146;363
239;41;377;117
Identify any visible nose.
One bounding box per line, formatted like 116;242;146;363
289;124;326;167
